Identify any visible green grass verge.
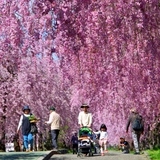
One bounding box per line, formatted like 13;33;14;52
147;149;160;160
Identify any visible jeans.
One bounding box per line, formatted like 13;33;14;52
51;130;60;149
23;133;33;150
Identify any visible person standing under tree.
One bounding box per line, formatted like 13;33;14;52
45;106;61;151
126;108;144;155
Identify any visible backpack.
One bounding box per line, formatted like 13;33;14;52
132;114;143;131
30;123;38;134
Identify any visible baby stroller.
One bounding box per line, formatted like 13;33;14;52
77;127;93;157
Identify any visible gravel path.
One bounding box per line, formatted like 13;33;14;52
49;151;150;160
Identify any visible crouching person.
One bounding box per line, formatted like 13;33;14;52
119;137;130;154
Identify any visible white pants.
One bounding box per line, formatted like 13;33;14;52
131;131;141;153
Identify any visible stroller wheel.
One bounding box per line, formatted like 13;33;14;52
77;152;83;157
77;149;83;157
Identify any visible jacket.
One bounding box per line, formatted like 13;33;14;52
126;112;144;133
46;111;61;130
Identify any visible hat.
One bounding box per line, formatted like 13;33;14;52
22;105;30;112
49;106;55;111
81;104;89;108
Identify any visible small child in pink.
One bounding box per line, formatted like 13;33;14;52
94;124;108;156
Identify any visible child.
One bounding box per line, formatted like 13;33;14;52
119;137;130;153
94;124;108;156
71;132;78;154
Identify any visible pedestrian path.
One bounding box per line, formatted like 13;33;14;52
0;151;51;160
0;150;150;160
49;150;150;160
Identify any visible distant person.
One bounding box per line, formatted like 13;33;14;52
17;105;37;152
45;106;61;151
119;137;130;153
94;124;108;156
71;132;78;154
126;108;144;155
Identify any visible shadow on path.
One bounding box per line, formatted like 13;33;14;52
49;151;149;160
0;151;49;160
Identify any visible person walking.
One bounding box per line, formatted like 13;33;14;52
94;124;108;156
126;108;144;154
78;104;92;139
45;106;61;151
17;105;36;152
78;104;92;128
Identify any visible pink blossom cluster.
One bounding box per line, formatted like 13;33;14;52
0;0;160;145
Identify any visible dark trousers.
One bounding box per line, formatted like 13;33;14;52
51;129;60;149
72;144;78;154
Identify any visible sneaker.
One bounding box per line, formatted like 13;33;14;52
101;153;104;156
105;150;108;153
134;152;140;155
25;149;29;152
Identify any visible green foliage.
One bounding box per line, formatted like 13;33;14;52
43;135;52;150
107;144;119;151
43;125;71;150
147;149;160;160
147;115;160;149
58;125;70;149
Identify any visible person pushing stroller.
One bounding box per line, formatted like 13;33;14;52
77;104;93;156
78;104;92;129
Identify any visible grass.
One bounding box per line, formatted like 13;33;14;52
147;149;160;160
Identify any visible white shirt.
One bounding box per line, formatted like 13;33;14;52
94;131;108;140
78;111;92;127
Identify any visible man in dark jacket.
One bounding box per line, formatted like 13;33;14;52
126;108;144;154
